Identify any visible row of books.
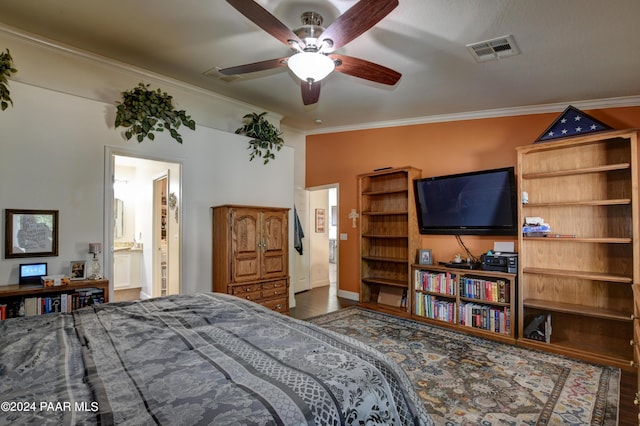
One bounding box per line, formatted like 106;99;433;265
0;289;104;319
414;293;456;323
459;277;511;303
459;302;511;334
414;270;456;295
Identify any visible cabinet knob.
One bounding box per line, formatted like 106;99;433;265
635;392;640;405
631;339;636;346
630;360;638;368
275;304;282;309
273;291;279;295
245;295;251;299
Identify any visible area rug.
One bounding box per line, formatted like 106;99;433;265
309;307;619;426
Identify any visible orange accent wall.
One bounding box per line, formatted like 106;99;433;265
306;106;640;294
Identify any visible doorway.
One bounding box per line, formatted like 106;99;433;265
307;185;338;297
108;152;182;301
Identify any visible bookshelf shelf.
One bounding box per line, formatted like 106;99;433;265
358;166;421;315
523;298;633;321
517;129;639;371
362;277;408;287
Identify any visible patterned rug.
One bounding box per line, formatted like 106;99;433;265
309;307;620;426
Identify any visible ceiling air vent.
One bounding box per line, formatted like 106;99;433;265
203;67;243;82
466;35;520;62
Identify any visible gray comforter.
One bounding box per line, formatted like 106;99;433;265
0;292;432;425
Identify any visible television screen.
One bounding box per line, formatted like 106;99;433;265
414;166;517;236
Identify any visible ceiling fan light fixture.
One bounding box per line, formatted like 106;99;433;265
287;51;335;82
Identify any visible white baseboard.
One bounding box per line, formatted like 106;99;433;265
337;289;359;301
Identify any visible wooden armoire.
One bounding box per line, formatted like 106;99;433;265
212;205;289;314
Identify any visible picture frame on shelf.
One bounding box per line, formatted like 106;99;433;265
5;209;59;258
70;260;87;280
418;249;433;265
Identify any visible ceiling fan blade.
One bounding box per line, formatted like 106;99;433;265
219;57;289;75
301;80;321;105
330;54;401;85
318;0;399;51
226;0;303;49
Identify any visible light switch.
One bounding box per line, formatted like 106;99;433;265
339;233;348;240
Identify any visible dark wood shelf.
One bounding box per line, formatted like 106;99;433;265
0;279;109;302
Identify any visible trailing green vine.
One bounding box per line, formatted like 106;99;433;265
0;49;17;111
235;112;284;164
114;83;195;143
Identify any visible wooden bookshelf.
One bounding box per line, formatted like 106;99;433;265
411;264;517;345
516;129;639;371
358;166;421;316
0;279;109;318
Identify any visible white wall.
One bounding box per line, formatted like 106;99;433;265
0;28;295;302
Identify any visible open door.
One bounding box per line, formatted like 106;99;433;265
108;151;182;301
153;173;169;297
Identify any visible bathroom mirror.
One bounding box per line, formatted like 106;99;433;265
114;198;124;239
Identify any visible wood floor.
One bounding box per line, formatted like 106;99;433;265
290;285;357;320
290;285;639;425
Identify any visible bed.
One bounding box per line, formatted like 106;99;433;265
0;292;433;425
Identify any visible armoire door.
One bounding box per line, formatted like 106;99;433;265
231;208;261;282
261;210;288;279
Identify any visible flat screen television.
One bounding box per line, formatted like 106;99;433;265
414;166;518;236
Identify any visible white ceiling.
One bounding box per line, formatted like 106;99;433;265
0;0;638;131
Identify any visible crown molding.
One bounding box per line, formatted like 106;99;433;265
0;23;283;124
305;96;640;136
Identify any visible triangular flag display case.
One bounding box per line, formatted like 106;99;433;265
535;105;613;143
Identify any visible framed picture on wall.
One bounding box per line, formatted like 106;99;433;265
315;208;325;233
5;209;59;258
418;249;433;265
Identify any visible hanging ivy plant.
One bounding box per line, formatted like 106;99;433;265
0;49;17;111
235;112;284;164
114;83;196;143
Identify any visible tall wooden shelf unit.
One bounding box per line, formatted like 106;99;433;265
358;166;421;316
516;129;639;370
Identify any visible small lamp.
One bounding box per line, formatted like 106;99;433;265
88;243;103;280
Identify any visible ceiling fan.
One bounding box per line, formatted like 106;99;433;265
219;0;401;105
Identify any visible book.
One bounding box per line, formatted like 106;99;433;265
524;314;551;343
